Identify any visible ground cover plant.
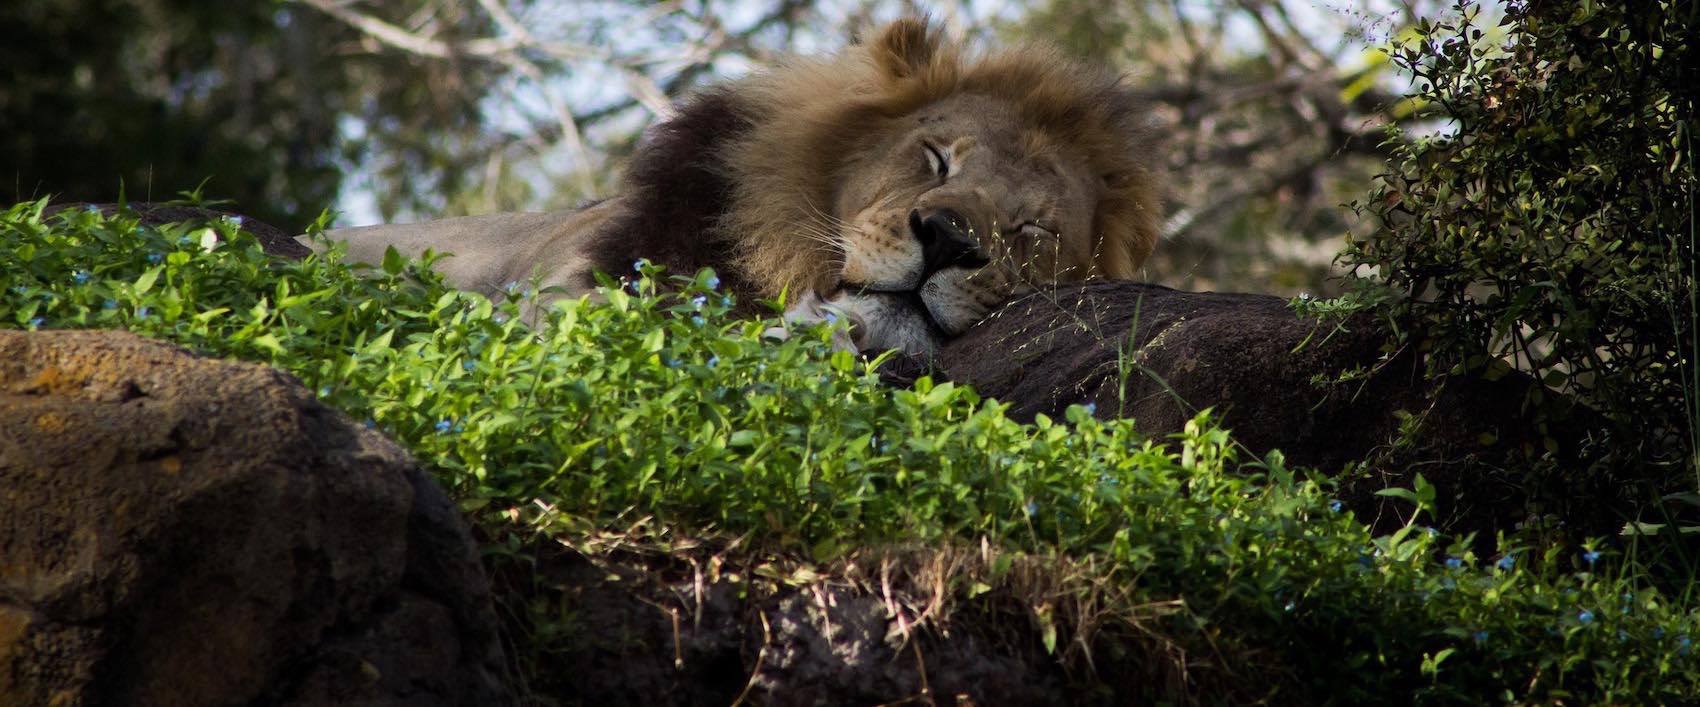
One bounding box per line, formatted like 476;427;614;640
4;200;1699;703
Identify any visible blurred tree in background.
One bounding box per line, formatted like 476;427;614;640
0;0;501;232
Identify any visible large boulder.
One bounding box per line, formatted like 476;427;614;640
0;330;512;706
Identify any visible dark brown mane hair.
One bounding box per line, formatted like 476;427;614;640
587;88;765;305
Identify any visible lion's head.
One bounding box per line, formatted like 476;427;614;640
611;18;1161;354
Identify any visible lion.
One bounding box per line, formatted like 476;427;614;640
310;18;1162;354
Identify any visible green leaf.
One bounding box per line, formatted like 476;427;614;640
133;266;162;295
382;245;405;275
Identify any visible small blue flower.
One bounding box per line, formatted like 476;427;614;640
1495;554;1515;571
1082;401;1097;415
135;306;150;318
1024;501;1039;517
721;295;733;308
363;419;376;429
146;252;163;264
1473;630;1488;644
505;281;519;294
72;270;90;284
1582;550;1601;566
707;356;719;368
1618;629;1629;642
28;316;45;328
1329;500;1344;513
823;312;837;324
691;315;705;326
1445;557;1463;569
225;215;244;227
103;299;117;309
692;295;707;309
317;386;331;398
663;357;681;368
1424;527;1439;537
462;360;476;371
435;419;453;433
706;274;720;289
493;313;507;324
83;204;101;214
1681;636;1692;656
632;258;649;272
1578;610;1594;625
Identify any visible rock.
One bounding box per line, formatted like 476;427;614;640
0;330;512;707
933;281;1597;536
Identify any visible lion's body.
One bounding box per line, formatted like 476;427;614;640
324;204;615;299
307;19;1162;353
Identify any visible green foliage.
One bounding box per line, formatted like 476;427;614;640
5;201;1700;702
1342;2;1699;493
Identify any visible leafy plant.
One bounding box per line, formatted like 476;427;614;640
3;201;1699;702
1342;1;1698;505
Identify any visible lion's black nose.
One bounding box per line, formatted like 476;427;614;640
909;208;985;274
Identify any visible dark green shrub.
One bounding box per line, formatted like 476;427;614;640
1342;2;1697;502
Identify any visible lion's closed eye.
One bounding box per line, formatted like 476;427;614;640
922;142;951;181
1017;222;1054;238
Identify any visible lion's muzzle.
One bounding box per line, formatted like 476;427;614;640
909;207;988;275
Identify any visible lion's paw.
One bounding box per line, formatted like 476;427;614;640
763;291;860;353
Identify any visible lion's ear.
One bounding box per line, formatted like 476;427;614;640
870;18;942;80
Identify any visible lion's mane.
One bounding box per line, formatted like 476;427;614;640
587;19;1162;309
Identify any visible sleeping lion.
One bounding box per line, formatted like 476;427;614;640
310;18;1162;354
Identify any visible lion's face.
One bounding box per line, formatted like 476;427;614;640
720;18;1161;355
823;93;1106;353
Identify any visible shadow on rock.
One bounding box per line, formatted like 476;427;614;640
0;330;513;706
